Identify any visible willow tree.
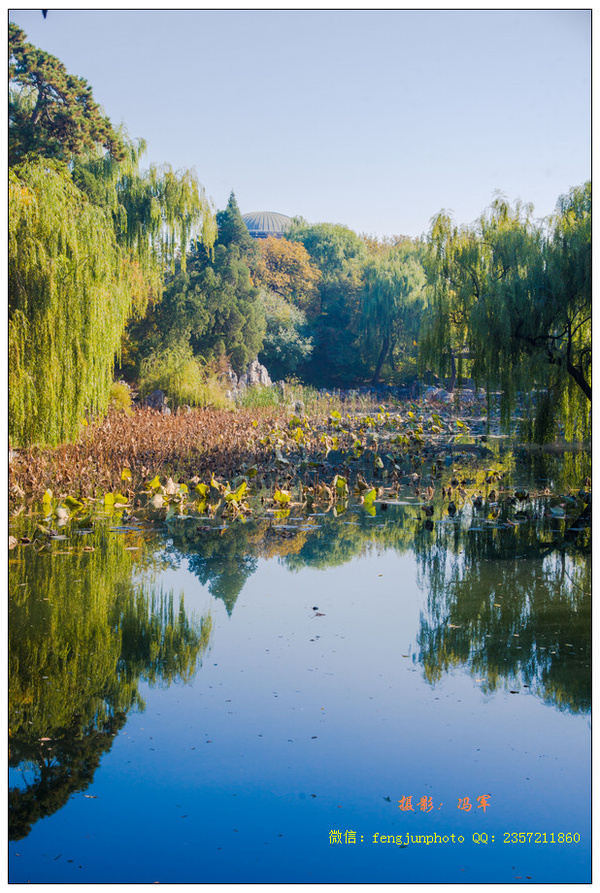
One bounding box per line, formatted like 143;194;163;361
359;242;426;384
421;185;591;438
541;183;591;439
9;160;137;446
73;140;217;276
9;28;216;446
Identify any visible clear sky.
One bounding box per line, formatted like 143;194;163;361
9;8;591;238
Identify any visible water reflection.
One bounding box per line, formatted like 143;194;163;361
8;447;591;847
416;544;590;713
164;454;590;717
8;523;212;840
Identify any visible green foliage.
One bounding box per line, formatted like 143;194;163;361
9;160;137;446
139;344;229;409
287;221;368;384
108;381;132;414
258;290;313;380
138;192;266;376
237;385;282;410
9;23;125;165
359;241;426;383
8;31;217;447
73;141;217;278
421;184;591;438
216;191;257;254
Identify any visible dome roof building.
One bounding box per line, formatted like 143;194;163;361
242;211;292;239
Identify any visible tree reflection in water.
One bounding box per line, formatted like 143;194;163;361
9;523;212;840
167;448;590;717
414;522;590;714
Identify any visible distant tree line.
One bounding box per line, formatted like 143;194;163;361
9;24;590;447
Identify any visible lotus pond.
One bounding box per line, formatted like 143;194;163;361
8;443;591;884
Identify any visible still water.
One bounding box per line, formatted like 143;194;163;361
9;451;591;883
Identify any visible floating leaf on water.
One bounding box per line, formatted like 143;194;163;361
332;475;348;497
63;495;83;509
164;478;178;496
225;481;247;504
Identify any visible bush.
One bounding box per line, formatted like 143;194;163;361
139;344;229;409
108;381;132;413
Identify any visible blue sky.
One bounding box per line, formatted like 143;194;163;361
9;8;591;238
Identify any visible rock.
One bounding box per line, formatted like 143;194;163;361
145;389;168;411
225;358;273;401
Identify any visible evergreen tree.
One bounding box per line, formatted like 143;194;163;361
9;22;124;165
137;193;266;377
215;190;256;254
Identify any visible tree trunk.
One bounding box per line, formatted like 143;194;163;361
566;360;592;401
372;336;390;385
448;349;457;391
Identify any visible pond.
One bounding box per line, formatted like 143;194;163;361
8;447;591;883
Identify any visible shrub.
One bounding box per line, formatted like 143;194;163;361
139;344;229;409
108;381;132;414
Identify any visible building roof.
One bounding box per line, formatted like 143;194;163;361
242;211;292;238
